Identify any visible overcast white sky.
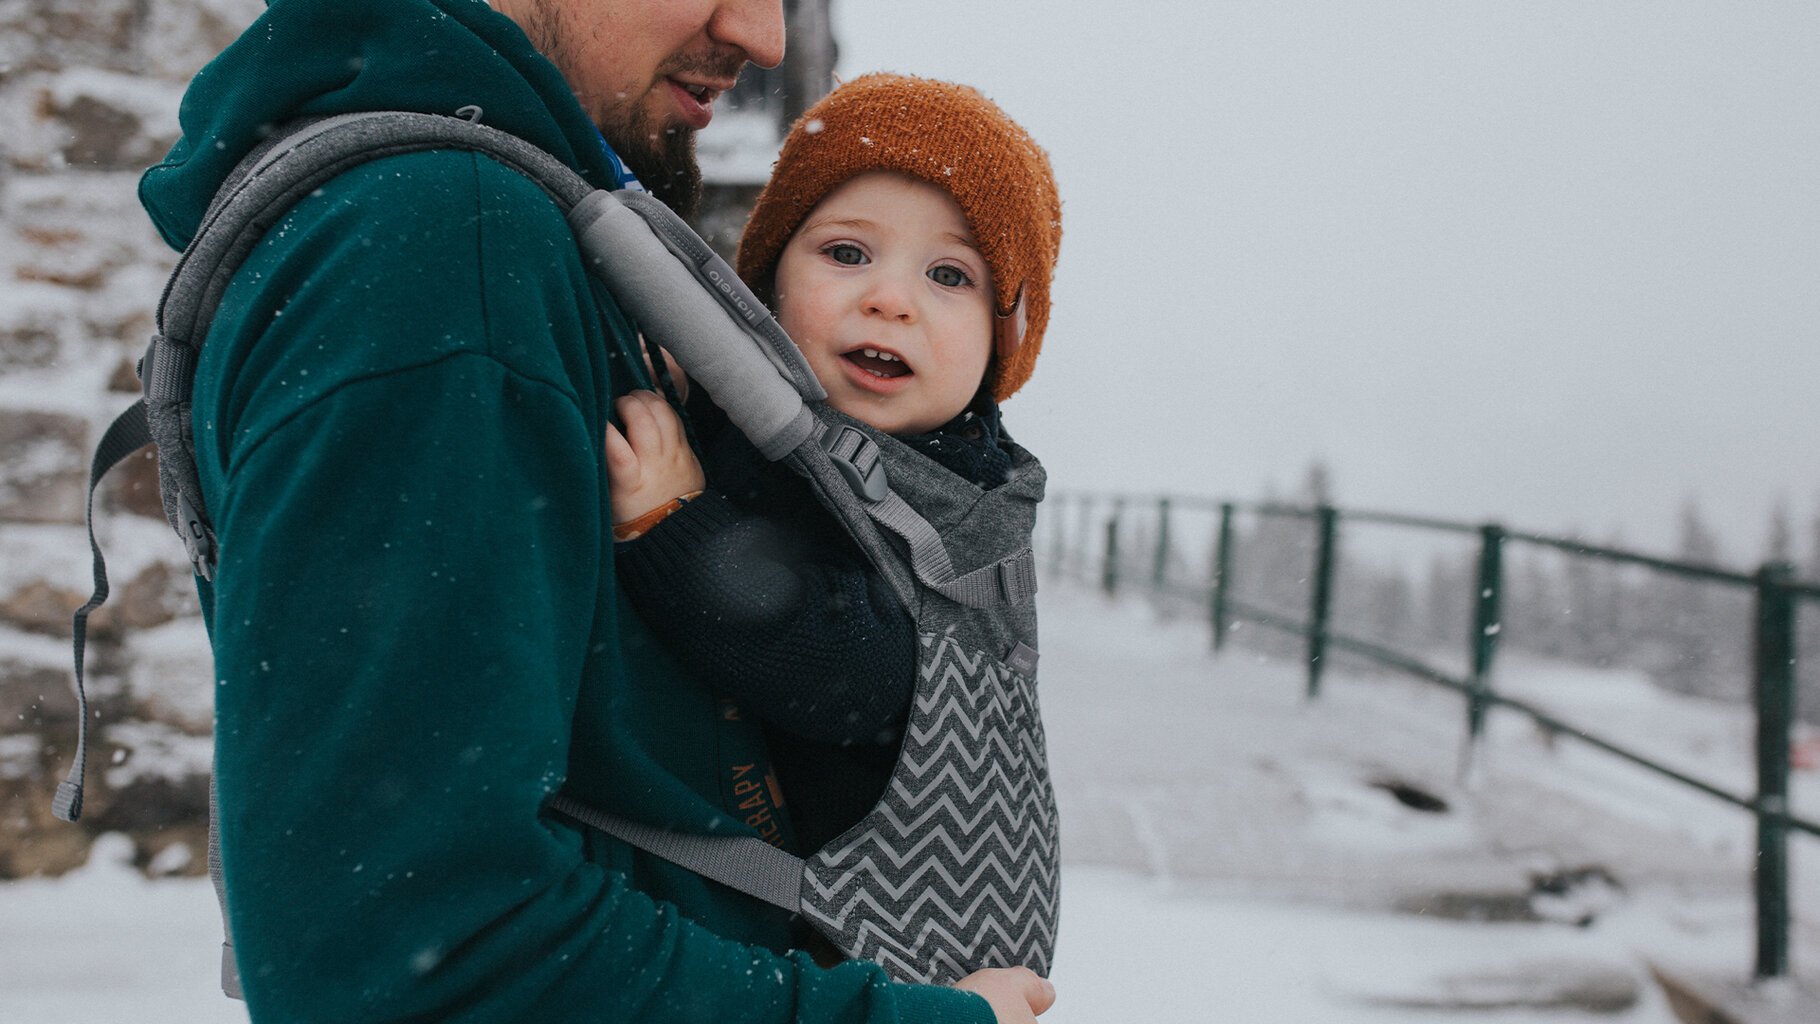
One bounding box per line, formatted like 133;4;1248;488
832;1;1820;562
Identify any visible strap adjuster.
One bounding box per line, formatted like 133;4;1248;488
819;424;889;503
139;336;159;403
178;491;217;582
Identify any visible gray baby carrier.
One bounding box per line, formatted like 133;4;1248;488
61;112;1058;990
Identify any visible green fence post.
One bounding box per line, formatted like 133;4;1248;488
1211;502;1235;652
1306;506;1338;699
1152;497;1172;592
1102;500;1123;597
1753;561;1797;981
1467;524;1505;744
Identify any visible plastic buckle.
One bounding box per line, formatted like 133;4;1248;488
819;425;889;503
139;336;160;403
178;491;217;582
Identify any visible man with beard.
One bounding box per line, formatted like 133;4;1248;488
136;1;1051;1021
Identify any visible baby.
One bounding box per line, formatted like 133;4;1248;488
606;73;1061;863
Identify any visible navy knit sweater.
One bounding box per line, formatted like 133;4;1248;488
616;391;1011;855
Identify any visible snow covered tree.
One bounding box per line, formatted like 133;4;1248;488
1766;497;1794;565
1807;498;1820;580
1227;462;1336;661
1641;497;1745;699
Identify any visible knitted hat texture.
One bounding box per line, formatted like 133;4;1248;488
737;73;1062;402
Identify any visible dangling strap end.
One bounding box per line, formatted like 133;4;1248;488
52;779;84;822
221;942;243;999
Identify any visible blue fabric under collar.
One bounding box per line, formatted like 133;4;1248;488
595;127;646;192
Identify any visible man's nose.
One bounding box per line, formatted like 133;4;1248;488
710;0;786;71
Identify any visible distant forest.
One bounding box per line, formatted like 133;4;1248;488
1066;465;1820;726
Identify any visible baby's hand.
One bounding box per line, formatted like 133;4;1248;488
605;390;706;526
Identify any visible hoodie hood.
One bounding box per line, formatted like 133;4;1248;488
140;0;618;250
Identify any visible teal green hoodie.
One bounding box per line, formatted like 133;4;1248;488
139;1;992;1021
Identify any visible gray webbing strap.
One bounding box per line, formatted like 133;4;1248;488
209;773;243;999
135;111;605;586
808;422;1037;609
54;400;155;822
547;794;805;914
870;490;1039;608
59;113;607;823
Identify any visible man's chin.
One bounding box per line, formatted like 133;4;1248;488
611;122;703;220
638;149;703;220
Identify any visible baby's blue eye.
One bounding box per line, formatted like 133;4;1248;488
825;243;866;266
929;264;972;288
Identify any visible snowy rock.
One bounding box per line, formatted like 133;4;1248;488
0;651;74;727
123;616;215;732
1528;863;1626;927
0;281;78;371
0;775;92;878
1652;967;1820;1024
0;407;86;523
1348;957;1641;1013
0;577;84;637
6;200;131;288
144;837;193;877
0;523;91;602
0;558;192;641
2;173;172;295
4;68;185;173
0;0;147;72
1396;888;1544;923
105;444;168;521
140;0;266;80
48;90;162;171
88;719;212;879
113;559;196;632
107;353;141;392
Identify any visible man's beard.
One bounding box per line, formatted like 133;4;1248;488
512;0;709;219
608;46;748;221
602;103;703;221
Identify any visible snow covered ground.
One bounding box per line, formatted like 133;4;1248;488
2;578;1815;1022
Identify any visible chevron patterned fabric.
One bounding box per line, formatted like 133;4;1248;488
800;632;1060;984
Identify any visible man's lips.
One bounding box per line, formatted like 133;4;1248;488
665;78;728;130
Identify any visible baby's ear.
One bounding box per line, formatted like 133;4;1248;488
994;285;1027;361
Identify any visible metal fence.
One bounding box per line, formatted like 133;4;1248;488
1044;492;1819;981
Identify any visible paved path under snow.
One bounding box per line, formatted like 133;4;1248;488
3;578;1816;1022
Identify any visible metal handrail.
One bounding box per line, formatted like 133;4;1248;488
1232;605;1820;841
1048;491;1818;980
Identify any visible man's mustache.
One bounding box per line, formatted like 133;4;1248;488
660;48;750;87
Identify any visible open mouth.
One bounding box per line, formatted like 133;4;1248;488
842;347;912;379
665;78;724;129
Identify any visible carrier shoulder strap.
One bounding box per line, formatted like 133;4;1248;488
810;421;1038;608
59;111;620;824
547;795;806;913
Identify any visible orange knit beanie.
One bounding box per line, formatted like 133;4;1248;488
736;73;1062;403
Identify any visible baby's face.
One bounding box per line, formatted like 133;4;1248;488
774;172;993;435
